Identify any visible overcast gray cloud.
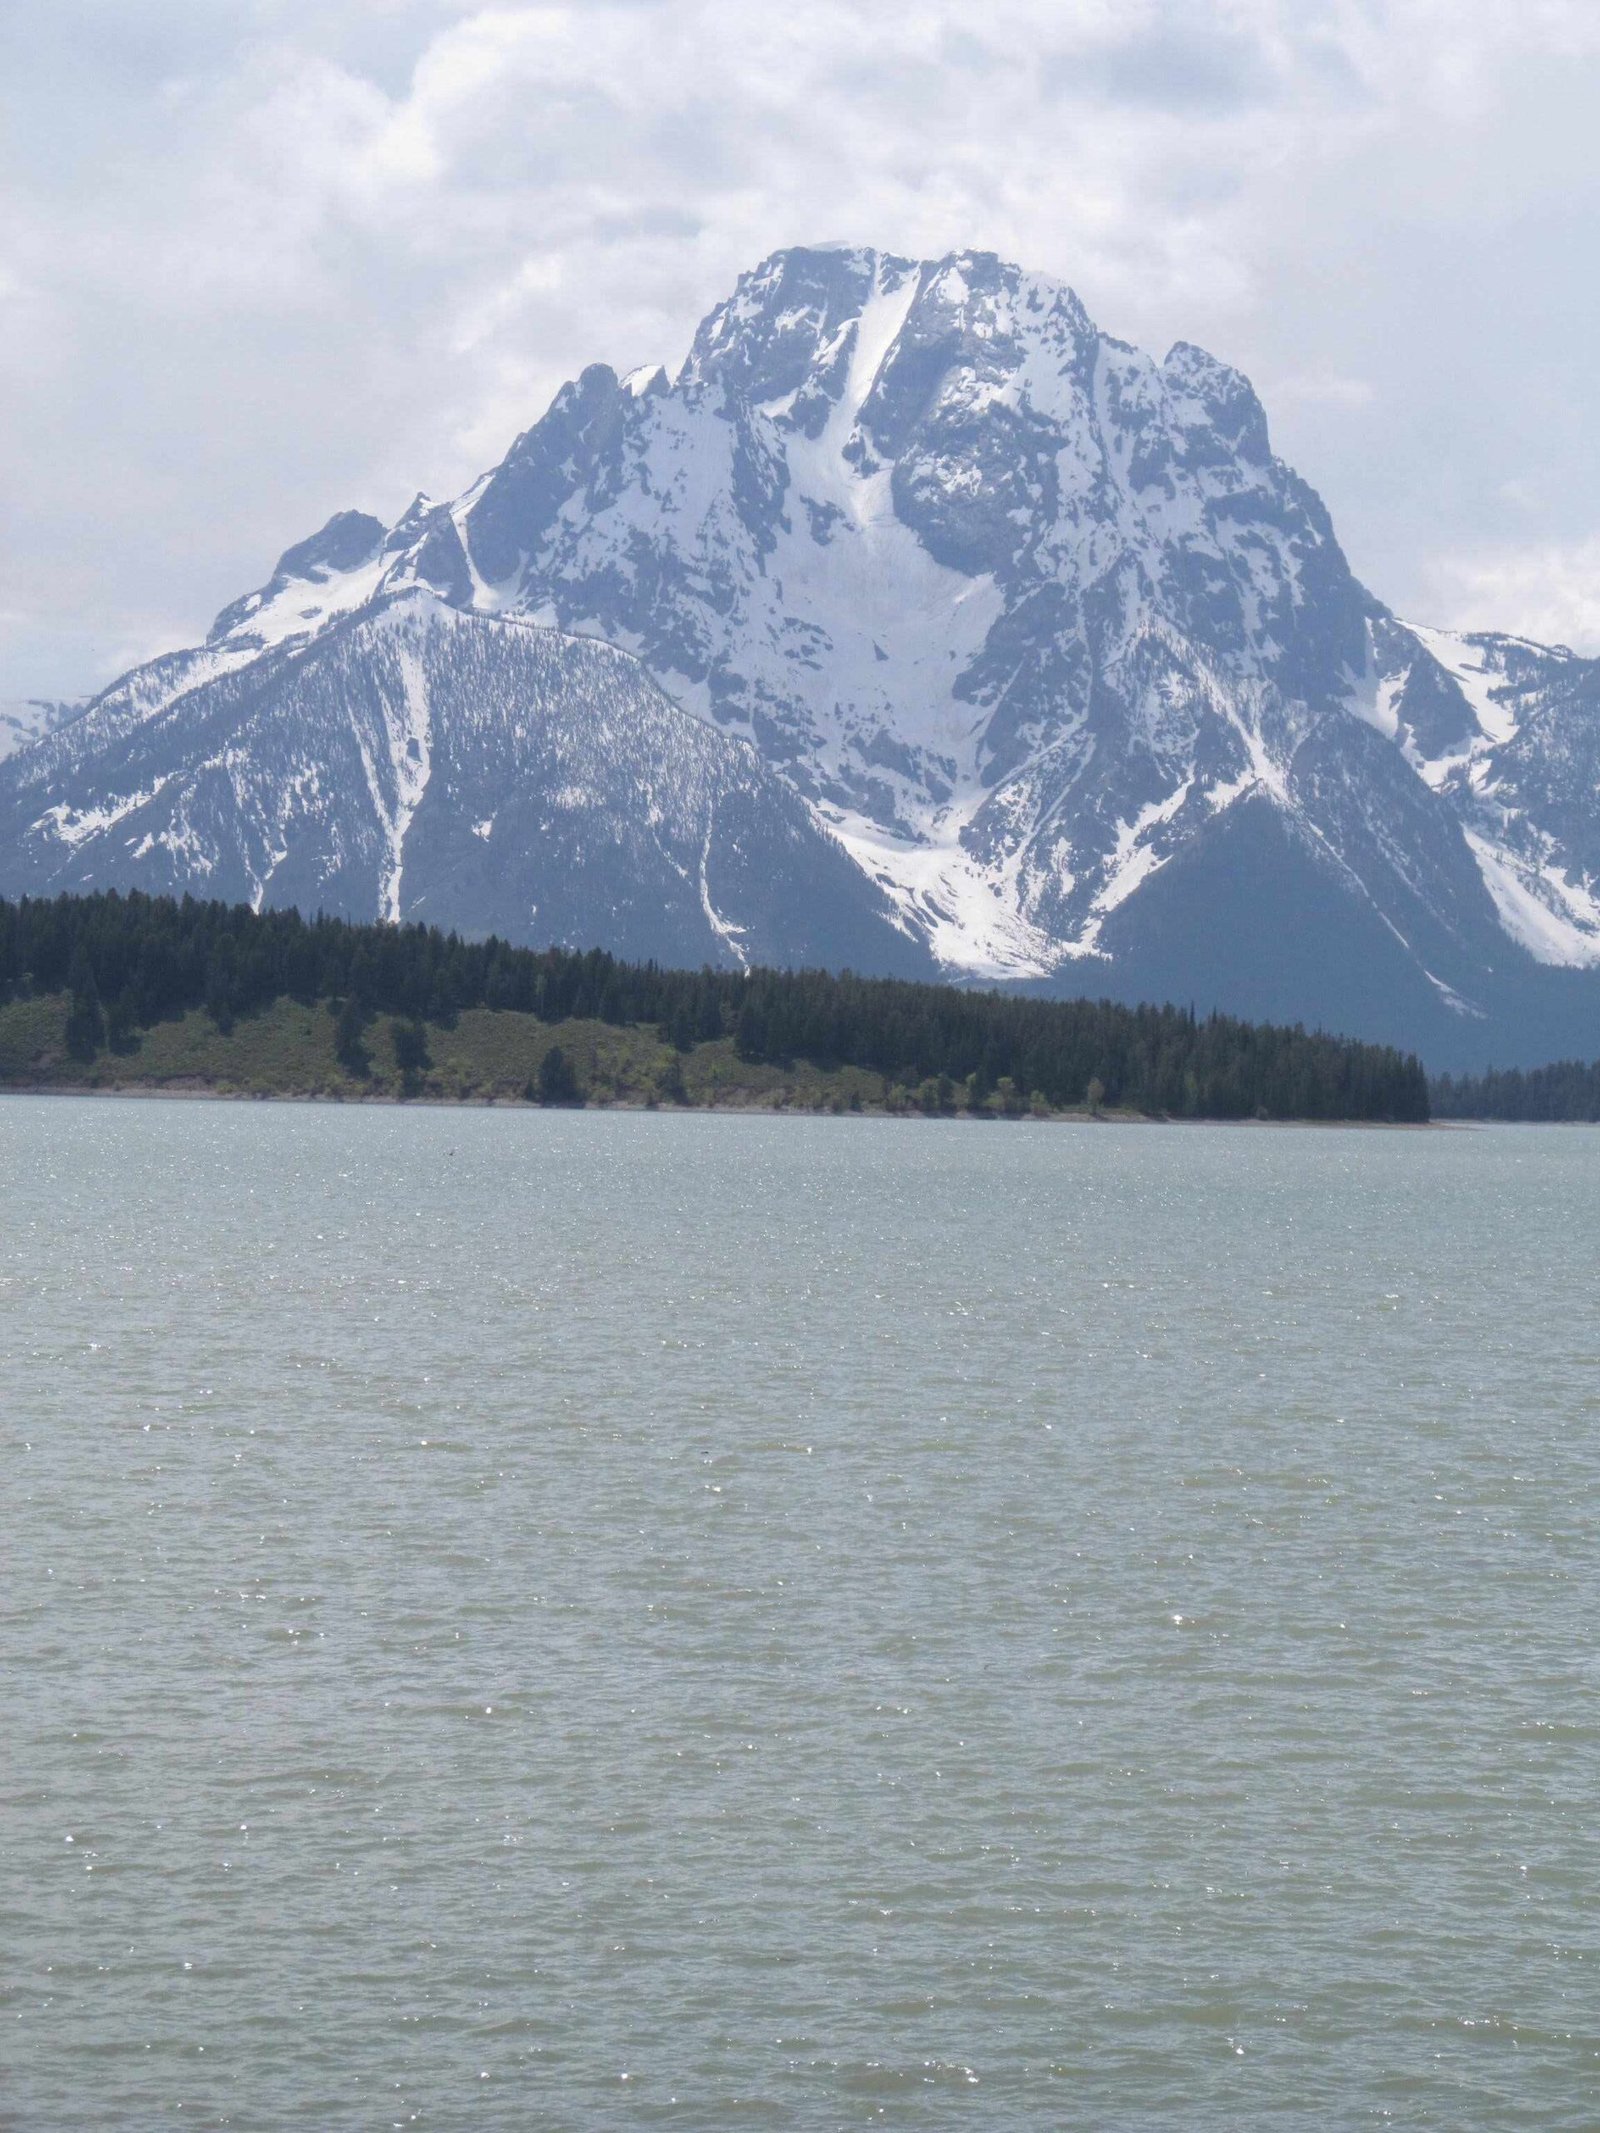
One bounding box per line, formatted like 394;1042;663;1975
7;0;1600;698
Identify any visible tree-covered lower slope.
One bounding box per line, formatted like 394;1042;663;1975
0;892;1430;1121
1431;1060;1600;1121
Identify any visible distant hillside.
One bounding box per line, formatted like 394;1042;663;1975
0;892;1430;1121
0;697;79;764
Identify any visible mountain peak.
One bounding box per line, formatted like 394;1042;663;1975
273;510;386;584
207;509;387;648
682;244;1101;415
683;245;911;404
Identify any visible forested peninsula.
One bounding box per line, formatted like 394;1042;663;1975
0;892;1430;1122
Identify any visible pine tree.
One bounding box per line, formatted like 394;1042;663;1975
64;950;105;1062
537;1044;582;1106
203;943;237;1033
106;986;139;1054
659;1052;689;1104
334;995;369;1077
392;1017;430;1091
666;1003;696;1052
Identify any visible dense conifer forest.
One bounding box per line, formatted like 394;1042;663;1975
0;891;1430;1121
1431;1061;1600;1121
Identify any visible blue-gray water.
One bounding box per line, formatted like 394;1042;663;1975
3;1098;1598;2130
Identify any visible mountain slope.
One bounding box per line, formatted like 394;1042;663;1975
0;592;928;973
1361;618;1600;968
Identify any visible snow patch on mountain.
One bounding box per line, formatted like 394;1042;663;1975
1406;625;1519;749
828;810;1054;977
386;642;433;922
224;550;390;654
1092;781;1197;925
1462;827;1600;966
44;780;174;850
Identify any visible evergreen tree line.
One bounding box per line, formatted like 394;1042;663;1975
1431;1058;1600;1121
0;891;1431;1120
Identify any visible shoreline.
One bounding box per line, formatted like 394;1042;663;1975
0;1080;1462;1126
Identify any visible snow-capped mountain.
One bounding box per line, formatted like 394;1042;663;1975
4;243;1599;1066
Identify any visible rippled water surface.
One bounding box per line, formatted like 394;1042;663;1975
3;1098;1599;2129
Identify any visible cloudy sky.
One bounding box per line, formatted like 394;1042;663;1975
7;0;1600;701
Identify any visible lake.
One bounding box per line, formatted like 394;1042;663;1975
3;1099;1597;2128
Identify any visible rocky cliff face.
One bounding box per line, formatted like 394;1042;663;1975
6;244;1600;1066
